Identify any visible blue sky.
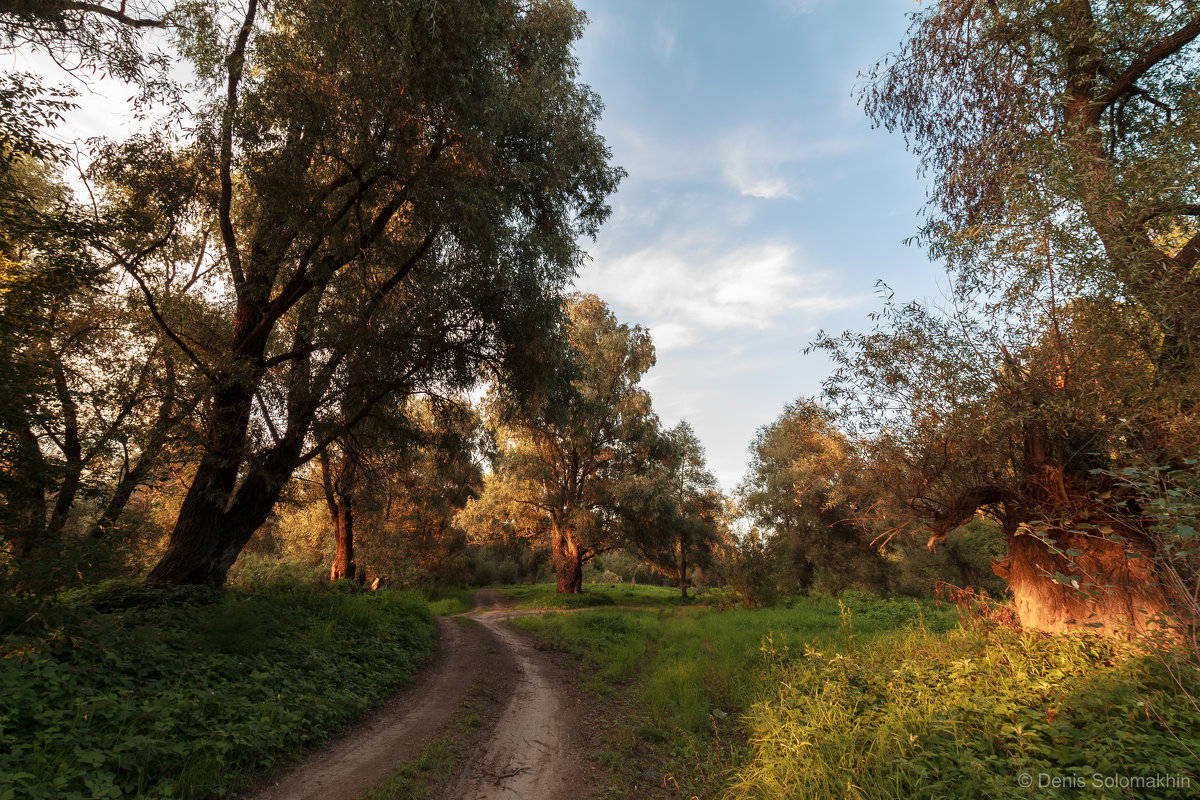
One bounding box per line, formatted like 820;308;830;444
569;0;946;489
14;0;944;492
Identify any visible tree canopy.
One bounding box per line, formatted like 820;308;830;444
460;294;667;593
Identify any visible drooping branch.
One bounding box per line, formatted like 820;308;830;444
926;483;1018;552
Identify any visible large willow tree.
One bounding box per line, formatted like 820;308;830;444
840;0;1200;633
85;0;622;586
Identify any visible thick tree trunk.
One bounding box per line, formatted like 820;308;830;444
330;498;355;581
552;526;583;594
994;523;1172;635
146;377;255;586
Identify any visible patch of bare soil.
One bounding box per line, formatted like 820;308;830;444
434;610;601;800
469;588;516;611
242;591;601;800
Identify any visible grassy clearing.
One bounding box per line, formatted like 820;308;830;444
0;580;435;800
514;592;1200;799
514;592;952;797
497;581;702;610
425;587;474;616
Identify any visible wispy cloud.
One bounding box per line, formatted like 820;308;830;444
577;236;855;351
721;129;860;199
652;23;678;63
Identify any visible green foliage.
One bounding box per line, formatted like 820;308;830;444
886;519;1009;599
518;593;1198;800
0;583;434;799
460;294;668;591
738;400;887;597
725;628;1200;800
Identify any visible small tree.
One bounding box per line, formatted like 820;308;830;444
460;294;661;593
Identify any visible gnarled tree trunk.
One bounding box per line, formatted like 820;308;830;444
552;525;583;594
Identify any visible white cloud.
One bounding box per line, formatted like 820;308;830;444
576;236;855;352
721;130;861;200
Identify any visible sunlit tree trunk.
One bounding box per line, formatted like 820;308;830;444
552;524;583;594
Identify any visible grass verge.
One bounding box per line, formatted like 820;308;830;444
497;581;704;610
0;580;435;800
514;592;1200;799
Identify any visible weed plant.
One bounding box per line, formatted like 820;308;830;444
0;580;434;799
515;592;951;797
727;626;1200;800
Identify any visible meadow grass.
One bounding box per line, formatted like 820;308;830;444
425;587;474;616
514;592;1200;799
497;581;703;610
0;580;435;800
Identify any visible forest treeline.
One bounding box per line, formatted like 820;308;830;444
2;0;1200;650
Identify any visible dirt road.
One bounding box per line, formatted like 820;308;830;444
244;591;596;800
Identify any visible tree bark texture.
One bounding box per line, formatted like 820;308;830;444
552;526;583;594
994;523;1170;635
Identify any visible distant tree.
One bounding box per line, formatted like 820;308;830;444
460;294;661;593
319;397;482;586
738;400;885;596
88;0;622;587
634;421;724;599
363;400;483;589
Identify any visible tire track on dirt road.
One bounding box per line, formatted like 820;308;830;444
245;591;596;800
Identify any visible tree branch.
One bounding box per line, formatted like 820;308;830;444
217;0;258;290
1093;15;1200;117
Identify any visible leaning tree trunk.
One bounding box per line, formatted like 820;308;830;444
934;441;1176;636
552;525;583;594
994;521;1172;635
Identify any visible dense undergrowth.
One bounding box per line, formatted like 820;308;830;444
515;592;1200;799
0;580;435;800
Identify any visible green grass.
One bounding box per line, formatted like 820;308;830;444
0;580;435;800
497;581;701;610
513;592;1200;799
426;587;474;616
725;627;1200;800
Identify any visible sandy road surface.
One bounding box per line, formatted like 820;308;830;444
244;591;595;800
